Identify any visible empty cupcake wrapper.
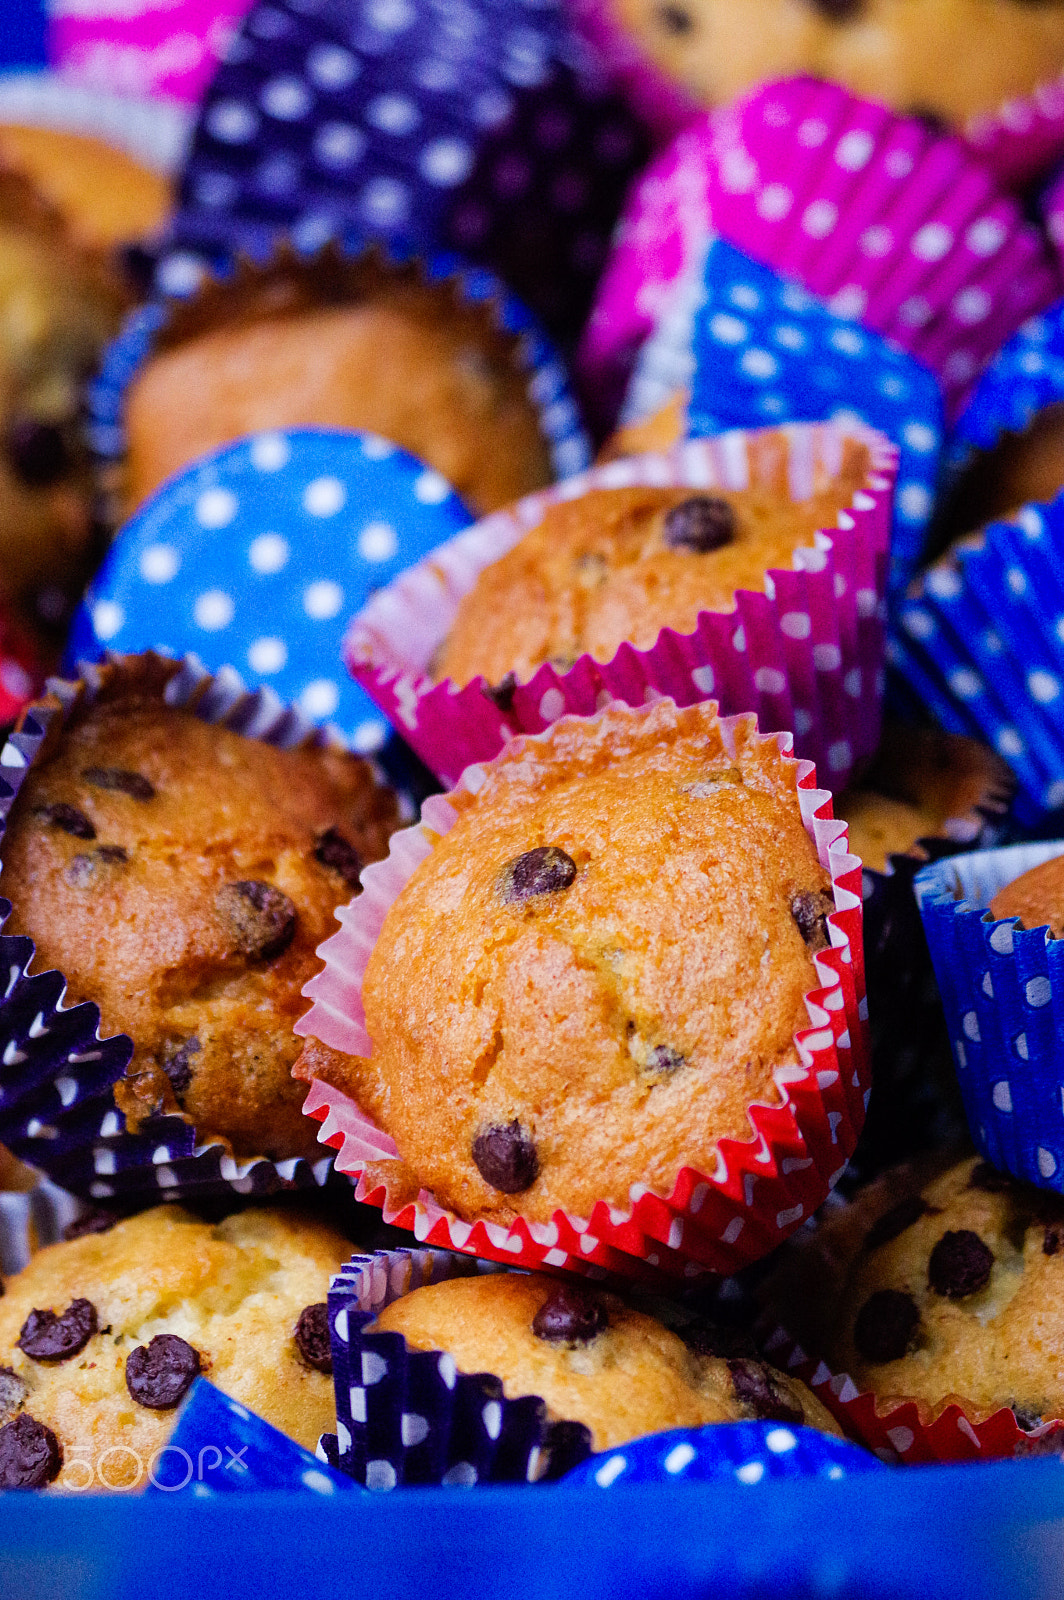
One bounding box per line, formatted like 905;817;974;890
0;650;372;1205
914;841;1064;1194
321;1247;592;1488
344;420;896;795
295;702;869;1281
895;493;1064;820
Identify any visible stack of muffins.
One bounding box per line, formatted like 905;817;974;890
8;0;1064;1500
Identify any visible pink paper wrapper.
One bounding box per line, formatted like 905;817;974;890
294;699;870;1282
50;1;250;104
344;422;896;795
1044;168;1064;267
708;79;1063;420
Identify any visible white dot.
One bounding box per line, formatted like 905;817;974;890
953;287;991;325
992;1079;1013;1113
1029;670;1061;704
261;74;312;120
911;222;953;261
736;1462;765;1484
247;637;288;674
835;129;873;170
361;434;396;460
306;43;360;88
594;1455;627;1488
740;348;778;380
963;1010;981;1042
899;296;932;328
194;590;235;631
990;921;1016;954
860;224;894;258
948;667;983;700
358;522;399;562
765;1428;797;1453
304;580;344;619
927;566;963;601
303;477;346;517
709;313;748;345
367;94;420;136
829;284;867;319
730;284;760;312
365;1459;397;1491
415;470;451;504
249;533;289;573
360;177;409;226
830;327;864;356
366;0;414;28
301;679;340;718
353;720;388;754
802;199;838;238
314;122;365;168
250;433;291;471
0;661;31;699
1047;780;1064;810
207;100;258;143
1039;1147;1058;1179
756;182;792;221
420;137;474;186
301;1469;335;1495
664;1442;696;1474
139;544;180;584
966;217;1006;256
92;600;124;641
196;487;238;529
1027;975;1053;1008
903;422;937;453
898;484;933;521
773;324;805;351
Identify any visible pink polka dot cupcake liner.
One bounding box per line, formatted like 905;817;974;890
293;699;870;1283
343;420;896;795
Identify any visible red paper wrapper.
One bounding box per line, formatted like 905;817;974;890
295;700;870;1282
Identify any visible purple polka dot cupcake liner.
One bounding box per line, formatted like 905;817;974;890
946;299;1064;477
321;1247;592;1488
343;420;896;794
162;0;650;350
915;840;1064;1197
0;651;369;1207
894;491;1064;822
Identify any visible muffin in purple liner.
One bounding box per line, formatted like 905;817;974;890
163;0;650;351
916;841;1064;1193
0;651;401;1206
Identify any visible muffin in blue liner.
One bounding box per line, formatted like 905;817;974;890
895;493;1064;821
616;237;945;597
946;302;1064;471
66;427;474;762
0;650;403;1205
915;839;1064;1193
162;0;650;349
562;1421;884;1488
147;1379;359;1496
323;1248;592;1489
88;238;590;540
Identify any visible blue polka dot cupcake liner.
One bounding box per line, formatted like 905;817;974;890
562;1420;884;1489
946;300;1064;478
161;0;650;350
619;236;945;597
894;492;1064;822
320;1248;592;1489
914;840;1064;1196
87;236;592;539
0;650;378;1206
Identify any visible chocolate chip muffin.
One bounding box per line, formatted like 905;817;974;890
120;247;554;521
988;851;1064;938
0;1204;347;1489
433;431;871;690
375;1271;841;1452
933;403;1064;557
304;696;837;1223
0;655;400;1162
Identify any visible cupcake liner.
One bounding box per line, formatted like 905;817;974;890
343;421;896;794
0;650;380;1205
322;1247;593;1488
0;71;191;176
945;301;1064;476
294;701;869;1281
620;236;944;596
563;0;697;143
67;427;474;761
161;0;649;349
88;238;591;538
1045;167;1064;266
895;493;1064;820
0;1177;86;1277
914;840;1064;1194
562;1420;884;1487
707;79;1062;421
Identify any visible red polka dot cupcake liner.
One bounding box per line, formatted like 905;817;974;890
294;700;870;1283
343;419;895;796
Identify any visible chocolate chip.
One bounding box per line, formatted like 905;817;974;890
864;1196;929;1252
0;1367;26;1422
65;845;128;886
498;846;577;904
653;2;694;34
35;803;95;840
968;1161;1012;1193
81;767;155;801
482;672;517;715
62;1210;117;1242
928;1230;994;1298
727;1359;804;1426
0;1414;61;1488
18;1298;98;1362
646;1044;685;1073
853;1290;920;1363
162;1037;200;1098
532;1282;609;1344
791;890;835;951
217;880;297;960
472;1119;539;1192
313;828;362;890
1012;1405;1043;1431
805;0;862;18
5;418;70;487
293;1303;332;1373
663;496;736;553
1046;1226;1064;1257
125;1334;200;1409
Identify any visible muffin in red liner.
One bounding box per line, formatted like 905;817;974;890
343;420;896;796
294;696;869;1283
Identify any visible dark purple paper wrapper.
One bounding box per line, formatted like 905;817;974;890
0;651;376;1205
324;1248;592;1488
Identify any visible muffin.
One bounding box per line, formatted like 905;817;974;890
0;1204;348;1489
0;654;400;1163
433;431;871;689
933;404;1064;556
305;695;839;1225
374;1270;842;1452
989;853;1064;936
120;248;555;520
0;126;170;251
